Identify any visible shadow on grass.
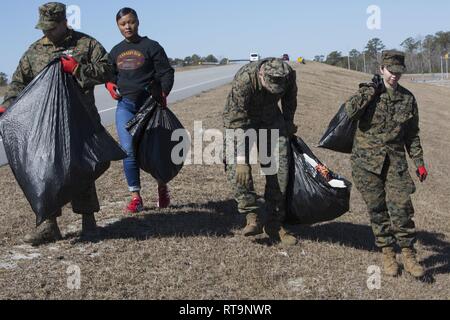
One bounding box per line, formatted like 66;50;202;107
68;203;450;279
418;231;450;278
76;200;244;241
289;222;377;251
286;222;449;280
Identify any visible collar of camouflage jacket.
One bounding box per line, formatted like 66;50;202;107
384;85;406;103
40;28;74;47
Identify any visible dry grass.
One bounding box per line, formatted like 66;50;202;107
0;62;449;300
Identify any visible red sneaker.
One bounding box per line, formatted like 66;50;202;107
157;186;171;209
125;196;144;214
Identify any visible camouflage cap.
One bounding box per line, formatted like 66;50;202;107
261;58;291;94
382;50;406;74
36;2;66;31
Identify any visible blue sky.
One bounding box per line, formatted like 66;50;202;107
0;0;449;77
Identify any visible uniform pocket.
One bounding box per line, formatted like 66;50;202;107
393;110;413;124
393;101;414;124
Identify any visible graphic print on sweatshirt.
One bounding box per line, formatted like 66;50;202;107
117;50;145;70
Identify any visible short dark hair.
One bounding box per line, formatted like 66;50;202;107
116;7;138;22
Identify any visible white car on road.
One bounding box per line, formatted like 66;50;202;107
250;53;260;62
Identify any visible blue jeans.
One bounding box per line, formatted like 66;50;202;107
116;98;142;192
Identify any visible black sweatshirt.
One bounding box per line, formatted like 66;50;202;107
110;36;175;103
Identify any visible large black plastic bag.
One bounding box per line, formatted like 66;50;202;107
286;136;352;225
318;104;357;154
0;60;126;225
126;97;187;184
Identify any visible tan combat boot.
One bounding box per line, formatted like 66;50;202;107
264;220;298;246
381;247;399;277
242;213;263;237
279;226;298;246
23;217;62;246
402;248;425;278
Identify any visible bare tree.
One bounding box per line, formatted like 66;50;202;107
349;49;361;71
423;35;436;73
401;37;421;72
365;38;385;73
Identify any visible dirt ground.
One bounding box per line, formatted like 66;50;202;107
0;61;449;300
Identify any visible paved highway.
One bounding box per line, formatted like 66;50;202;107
0;63;244;166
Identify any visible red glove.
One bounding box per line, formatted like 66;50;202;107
106;82;121;100
0;106;6;116
417;166;428;182
61;56;79;74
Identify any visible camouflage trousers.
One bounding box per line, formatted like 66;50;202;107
225;118;290;222
352;156;417;249
52;183;100;218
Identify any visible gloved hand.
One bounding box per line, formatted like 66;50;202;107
146;81;168;107
370;74;386;95
106;82;121;100
286;122;298;138
236;164;252;188
416;166;428;182
0;106;6;117
61;55;79;74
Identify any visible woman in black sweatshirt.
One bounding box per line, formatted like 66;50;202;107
106;7;175;213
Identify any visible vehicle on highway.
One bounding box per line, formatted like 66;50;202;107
250;53;260;62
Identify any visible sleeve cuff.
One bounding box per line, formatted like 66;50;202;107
1;99;12;108
414;158;425;168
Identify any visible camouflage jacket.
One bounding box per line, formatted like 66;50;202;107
223;60;298;129
2;29;112;123
345;83;425;175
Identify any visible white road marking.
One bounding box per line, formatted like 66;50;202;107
171;75;234;93
98;75;234;115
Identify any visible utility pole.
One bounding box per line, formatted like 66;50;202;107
348;54;351;70
363;53;367;73
446;53;449;79
441;55;444;80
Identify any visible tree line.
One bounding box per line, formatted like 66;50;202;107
315;31;450;74
169;54;229;67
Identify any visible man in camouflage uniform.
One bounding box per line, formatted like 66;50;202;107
345;50;428;278
223;58;298;246
0;2;113;246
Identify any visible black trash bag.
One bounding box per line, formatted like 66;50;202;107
0;59;126;225
318;103;357;154
126;97;188;184
286;136;352;225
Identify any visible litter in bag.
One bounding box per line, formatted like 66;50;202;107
318;104;357;154
286;136;352;225
126;97;188;184
0;59;126;225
